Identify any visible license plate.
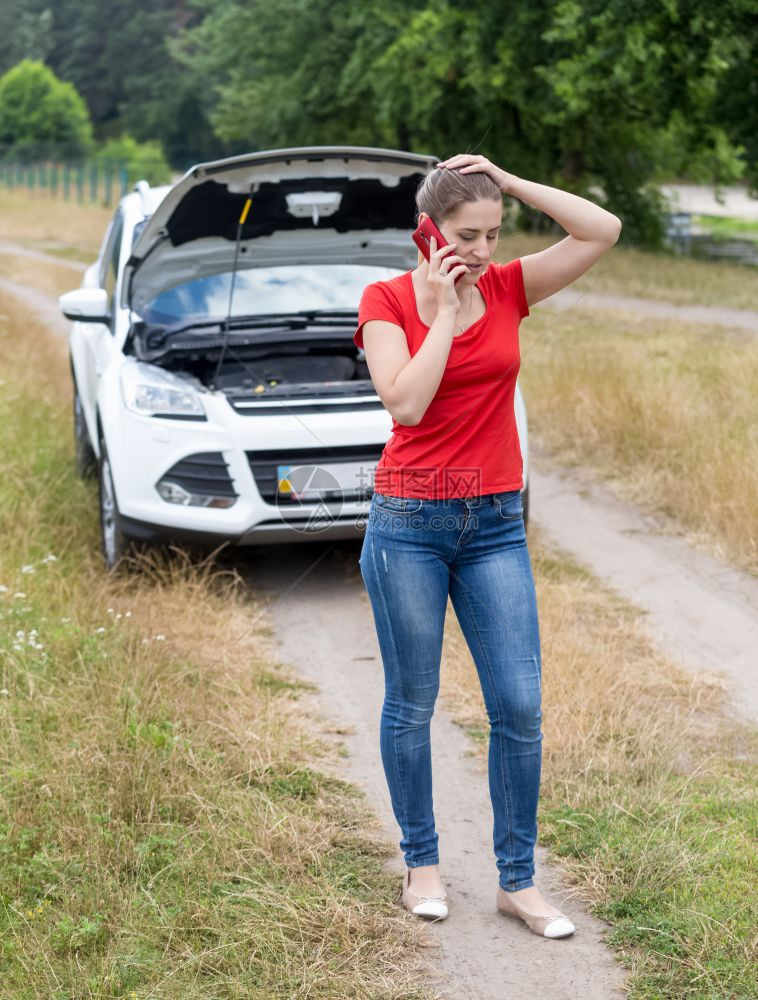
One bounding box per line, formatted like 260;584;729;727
277;461;374;500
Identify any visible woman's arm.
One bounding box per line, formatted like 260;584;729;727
436;155;622;307
502;175;621;243
362;306;457;427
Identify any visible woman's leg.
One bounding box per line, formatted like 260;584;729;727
359;507;451;870
448;500;543;893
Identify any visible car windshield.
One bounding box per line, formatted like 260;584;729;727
138;264;406;326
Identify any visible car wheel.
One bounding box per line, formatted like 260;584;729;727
522;481;530;532
73;383;97;479
98;438;132;571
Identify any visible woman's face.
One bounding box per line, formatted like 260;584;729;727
421;199;503;281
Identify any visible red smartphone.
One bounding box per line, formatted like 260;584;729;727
412;216;464;284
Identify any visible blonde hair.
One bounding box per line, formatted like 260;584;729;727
415;167;502;265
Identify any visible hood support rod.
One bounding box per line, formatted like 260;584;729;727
211;187;254;390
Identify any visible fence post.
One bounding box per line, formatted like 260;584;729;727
76;162;84;203
104;159;113;206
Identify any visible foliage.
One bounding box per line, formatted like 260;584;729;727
174;0;754;247
0;1;756;245
0;58;93;160
94;134;172;186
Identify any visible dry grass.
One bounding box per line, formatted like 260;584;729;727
0;188;111;253
516;303;758;574
0;291;436;996
496;231;758;311
0;250;86;302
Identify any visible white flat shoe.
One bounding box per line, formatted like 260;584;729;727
402;868;449;920
496;885;575;938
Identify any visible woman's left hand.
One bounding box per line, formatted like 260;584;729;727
435;154;516;195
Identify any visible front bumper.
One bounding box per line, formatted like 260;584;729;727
102;389;385;545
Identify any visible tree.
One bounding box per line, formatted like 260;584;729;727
175;0;753;247
0;58;93;160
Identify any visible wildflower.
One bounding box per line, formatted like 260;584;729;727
61;617;71;623
0;585;7;593
115;613;123;620
0;689;9;696
13;592;26;599
154;634;166;641
107;608;114;614
20;565;35;574
125;611;132;618
95;627;106;634
41;553;58;563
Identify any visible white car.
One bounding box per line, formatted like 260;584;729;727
60;145;530;569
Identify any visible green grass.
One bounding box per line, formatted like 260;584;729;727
532;550;758;1000
692;215;758;242
540;764;757;999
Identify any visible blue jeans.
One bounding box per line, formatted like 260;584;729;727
358;489;542;892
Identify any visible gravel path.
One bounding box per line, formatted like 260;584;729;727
540;287;758;334
529;451;758;726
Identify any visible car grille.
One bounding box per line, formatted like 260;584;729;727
246;444;384;503
158;452;238;498
230;396;386;416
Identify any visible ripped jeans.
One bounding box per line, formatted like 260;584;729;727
358;489;542;892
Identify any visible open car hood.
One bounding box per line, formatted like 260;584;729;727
121;145;438;316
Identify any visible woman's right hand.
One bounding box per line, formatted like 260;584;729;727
426;236;469;312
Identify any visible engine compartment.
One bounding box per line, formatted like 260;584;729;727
129;324;375;400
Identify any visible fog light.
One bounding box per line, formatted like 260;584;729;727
156;481;237;508
157;481;191;505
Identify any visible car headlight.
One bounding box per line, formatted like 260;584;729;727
120;362;206;420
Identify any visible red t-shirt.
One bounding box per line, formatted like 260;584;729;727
353;259;530;499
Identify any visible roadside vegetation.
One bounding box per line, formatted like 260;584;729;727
501;229;758;310
437;534;758;999
0;295;435;996
515;284;758;575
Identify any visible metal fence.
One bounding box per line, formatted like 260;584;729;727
0;159;130;206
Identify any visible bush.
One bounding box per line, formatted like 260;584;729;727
0;59;93;161
95;134;172;186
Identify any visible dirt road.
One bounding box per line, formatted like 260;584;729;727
528;451;758;726
246;541;630;1000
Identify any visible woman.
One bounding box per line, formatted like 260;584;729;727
354;153;621;937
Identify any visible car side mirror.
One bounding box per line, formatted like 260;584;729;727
59;287;111;323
